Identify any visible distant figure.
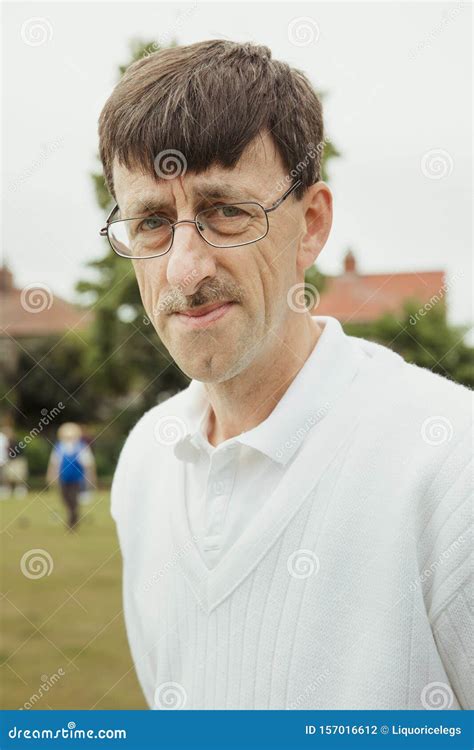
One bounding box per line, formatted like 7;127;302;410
0;429;8;498
4;427;28;497
46;423;96;530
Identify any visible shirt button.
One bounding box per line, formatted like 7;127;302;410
213;480;225;495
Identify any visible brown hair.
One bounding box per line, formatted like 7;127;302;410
98;40;324;200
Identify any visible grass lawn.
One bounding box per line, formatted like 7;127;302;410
0;489;146;709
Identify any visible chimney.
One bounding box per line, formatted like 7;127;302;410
344;250;357;274
0;265;14;292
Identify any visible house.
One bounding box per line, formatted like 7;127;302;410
315;251;446;323
0;265;93;376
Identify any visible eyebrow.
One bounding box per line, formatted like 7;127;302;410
122;181;258;217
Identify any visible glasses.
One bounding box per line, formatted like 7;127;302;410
99;179;302;259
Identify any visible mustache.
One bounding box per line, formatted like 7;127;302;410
155;279;245;315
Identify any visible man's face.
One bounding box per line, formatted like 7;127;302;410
112;133;310;383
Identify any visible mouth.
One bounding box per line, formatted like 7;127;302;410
172;301;236;330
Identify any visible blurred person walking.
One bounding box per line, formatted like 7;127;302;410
0;428;8;498
4;427;28;498
46;423;96;530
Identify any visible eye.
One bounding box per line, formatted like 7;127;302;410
220;205;246;218
138;215;168;232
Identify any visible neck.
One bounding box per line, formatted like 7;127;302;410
205;312;322;446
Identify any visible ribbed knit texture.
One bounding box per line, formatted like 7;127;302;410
112;323;473;710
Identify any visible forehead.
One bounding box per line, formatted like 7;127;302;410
112;131;286;212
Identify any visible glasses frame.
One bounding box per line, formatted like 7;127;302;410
99;179;303;259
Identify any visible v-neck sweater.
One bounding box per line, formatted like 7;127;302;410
111;317;473;710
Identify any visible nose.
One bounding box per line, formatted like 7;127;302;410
165;219;217;294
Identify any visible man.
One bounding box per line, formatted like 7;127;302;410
46;423;96;529
98;40;472;710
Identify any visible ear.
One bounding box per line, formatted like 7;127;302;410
296;182;333;272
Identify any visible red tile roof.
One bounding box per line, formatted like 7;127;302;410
0;266;92;338
315;252;445;323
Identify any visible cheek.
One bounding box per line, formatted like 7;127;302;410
133;259;167;314
253;239;295;313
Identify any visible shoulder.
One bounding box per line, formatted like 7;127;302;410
120;385;192;457
352;334;472;434
110;385;192;521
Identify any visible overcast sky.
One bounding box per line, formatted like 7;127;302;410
3;1;472;325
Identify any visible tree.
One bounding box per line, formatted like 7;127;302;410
344;300;474;388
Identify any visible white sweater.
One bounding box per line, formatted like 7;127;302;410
111;323;473;710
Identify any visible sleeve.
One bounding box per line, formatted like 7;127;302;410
110;416;156;708
424;426;473;709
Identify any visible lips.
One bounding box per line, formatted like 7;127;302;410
180;301;231;317
173;301;235;329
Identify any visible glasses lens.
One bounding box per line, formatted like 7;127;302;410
196;203;267;247
108;216;172;258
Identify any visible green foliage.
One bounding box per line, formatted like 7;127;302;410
344;300;474;388
304;264;327;299
23;435;51;477
12;332;101;426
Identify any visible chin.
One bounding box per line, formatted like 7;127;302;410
174;351;243;384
